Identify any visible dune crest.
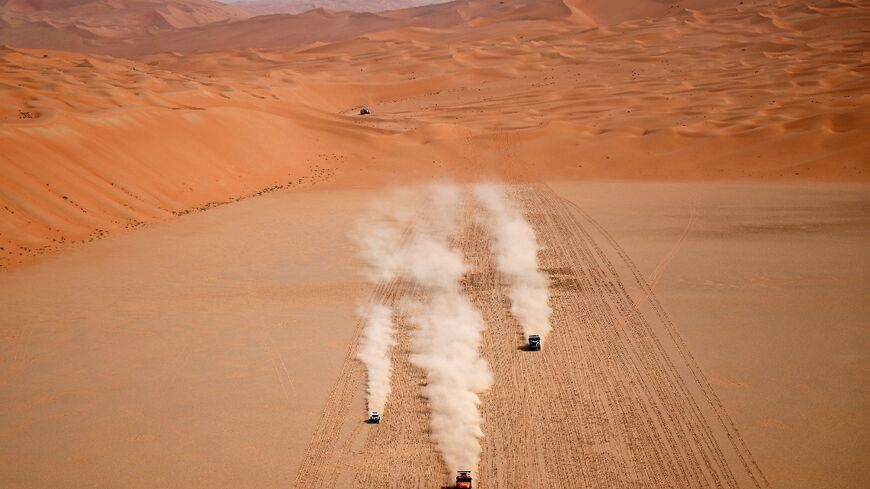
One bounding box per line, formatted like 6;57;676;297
234;0;446;16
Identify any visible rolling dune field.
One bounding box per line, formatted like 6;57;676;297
2;0;868;269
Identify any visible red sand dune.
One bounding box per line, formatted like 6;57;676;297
0;0;575;56
0;0;249;51
563;0;770;24
234;0;445;16
0;0;248;28
0;0;868;271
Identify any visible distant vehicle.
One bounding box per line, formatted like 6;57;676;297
359;107;370;115
456;471;472;488
368;411;381;424
527;334;541;351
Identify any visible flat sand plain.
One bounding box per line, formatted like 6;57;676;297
1;182;866;488
0;189;374;488
554;181;870;489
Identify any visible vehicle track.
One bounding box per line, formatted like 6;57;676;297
530;186;731;488
292;183;768;489
557;191;770;488
291;278;416;489
647;199;697;291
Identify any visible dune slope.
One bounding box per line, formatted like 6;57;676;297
0;0;249;50
1;0;868;271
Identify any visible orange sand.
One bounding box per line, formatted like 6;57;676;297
1;0;868;269
1;182;866;488
0;1;868;486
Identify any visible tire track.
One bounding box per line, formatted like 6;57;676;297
528;186;696;488
292;183;768;489
550;190;723;487
292;279;410;488
648;199;697;291
459;217;562;489
350;282;447;488
557;192;770;488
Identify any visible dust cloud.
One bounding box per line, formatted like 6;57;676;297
474;183;552;342
354;183;493;474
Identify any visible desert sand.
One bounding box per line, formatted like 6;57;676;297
0;0;868;487
234;0;443;16
2;0;868;270
1;182;866;488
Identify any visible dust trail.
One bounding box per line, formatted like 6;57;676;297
352;189;419;417
474;183;552;341
354;183;493;475
355;303;396;414
398;183;492;474
353;184;462;284
403;184;491;474
352;196;403;416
